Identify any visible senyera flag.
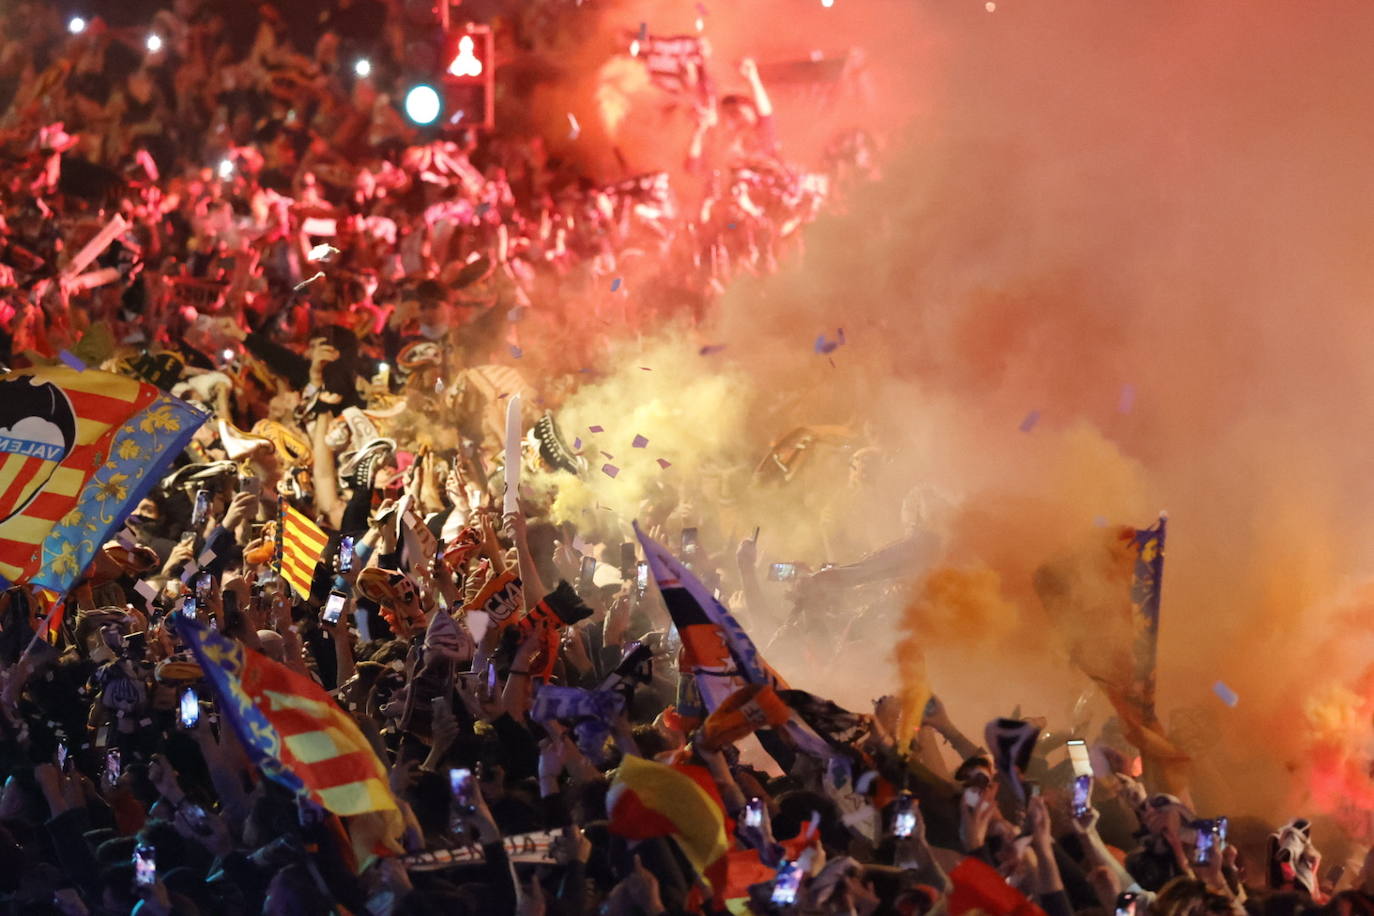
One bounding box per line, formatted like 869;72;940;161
178;617;402;855
0;366;205;601
632;522;832;760
279;502;328;600
607;753;729;891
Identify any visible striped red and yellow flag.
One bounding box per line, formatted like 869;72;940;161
179;618;401;828
280;503;328;599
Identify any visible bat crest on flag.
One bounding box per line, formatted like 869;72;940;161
0;375;77;523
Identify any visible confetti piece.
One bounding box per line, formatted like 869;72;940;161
567;112;581;140
639;366;652;371
815;335;839;355
601;451;615;460
573;437;582;450
1213;680;1239;707
638;21;648;40
1118;383;1136;414
58;350;85;371
588;425;604;433
727;222;738;230
1093;515;1109;527
699;344;727;356
509;344;522;359
602;463;619;478
293;272;325;292
1019;410;1040;432
611;277;622;292
632;435;649;448
837;327;846;345
657;458;672;469
307;243;340;262
475;202;491;217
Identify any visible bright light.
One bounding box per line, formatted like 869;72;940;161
217;158;233;179
377;362;390;374
694;17;704;30
354;58;371;78
629;39;640;56
404;84;441;125
146;33;162;53
68;16;86;34
221;348;235;361
820;0;834;6
448;35;482;78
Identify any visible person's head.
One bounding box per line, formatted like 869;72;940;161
719;93;760;130
263;864;332;916
1153;877;1244;916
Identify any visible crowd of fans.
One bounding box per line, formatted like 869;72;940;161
0;1;1364;916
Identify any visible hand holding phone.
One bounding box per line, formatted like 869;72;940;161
635;561;648;594
449;767;476;814
337;536;355;573
179;687;200;728
323;590;347;625
771;861;803;905
1072;774;1093;819
133;843;157;887
892;791;918;838
744;797;764;829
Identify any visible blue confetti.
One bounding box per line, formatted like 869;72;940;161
602;463;619;479
1212;680;1239;707
1019;410;1040;432
611;277;622;292
638;21;648;40
509;345;522;359
1118;383;1136;414
58;350;85;371
573;437;582;450
727;222;737;230
815;335;839;354
632;435;649;448
699;344;727;356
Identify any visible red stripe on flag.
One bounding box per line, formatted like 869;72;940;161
0;455;47;514
282;749;386;791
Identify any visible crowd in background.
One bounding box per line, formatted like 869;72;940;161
0;2;1364;915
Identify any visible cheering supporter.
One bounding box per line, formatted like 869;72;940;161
0;3;1365;916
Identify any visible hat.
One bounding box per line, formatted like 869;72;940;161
338;438;396;491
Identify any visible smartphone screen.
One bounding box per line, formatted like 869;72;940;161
1072;774;1093;818
486;662;497;696
323;590;347;625
104;749;121;788
337;536;355;573
449;767;475;812
768;562;798;582
56;742;68;771
578;556;597;593
1066;738;1092;778
181;595;198;619
242;476;262;497
744;797;764;829
196;572;213;602
771;862;803;905
179;687;200;728
192;488;210;527
1192;819;1216;865
619;542;635;579
1217;816;1229;848
133;843;156;887
681;527;698;553
892;792;917;838
635;561;648;593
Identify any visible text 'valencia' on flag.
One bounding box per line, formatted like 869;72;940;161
0;366;206;600
280;502;328;600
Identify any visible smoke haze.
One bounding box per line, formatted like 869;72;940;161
530;0;1374;831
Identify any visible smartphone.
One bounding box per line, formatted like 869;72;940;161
1072;774;1093;818
486;661;498;696
963;787;983;810
892;792;918;838
221;589;238;620
337;536;355;573
242;476;262;497
681;527;698;554
449;767;475;813
578;556;597;594
1067;738;1092;778
771;861;803;906
635;561;648;593
191;488;210;527
179;687;200;728
196;572;213;602
744;797;764;829
619;542;635;579
133;843;157;887
1116;892;1140;916
1217;816;1229;848
1193;819;1216;865
181;595;198;619
323;590;347;625
181;802;211;836
56;742;69;771
104;749;121;788
768;562;799;582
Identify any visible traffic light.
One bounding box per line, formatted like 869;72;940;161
441;24;493;130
